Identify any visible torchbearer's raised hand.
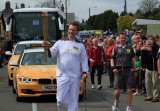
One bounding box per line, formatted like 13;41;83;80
42;41;49;47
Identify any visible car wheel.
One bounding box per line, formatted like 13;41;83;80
79;94;84;101
16;84;23;102
16;96;23;102
12;86;16;94
16;91;23;102
8;77;13;86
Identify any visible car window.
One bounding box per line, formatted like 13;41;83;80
14;44;25;55
21;52;57;65
47;57;57;65
21;52;39;65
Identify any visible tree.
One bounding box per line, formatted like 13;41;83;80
99;10;114;31
152;4;160;18
117;15;135;32
79;23;90;31
134;9;143;18
138;0;159;18
82;19;85;23
38;0;59;8
93;14;103;29
128;12;134;16
120;11;127;16
107;13;118;33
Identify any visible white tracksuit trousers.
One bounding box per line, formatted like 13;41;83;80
56;76;80;111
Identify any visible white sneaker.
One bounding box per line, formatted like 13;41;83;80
97;85;102;90
126;107;132;111
91;84;95;89
132;92;140;96
112;101;118;111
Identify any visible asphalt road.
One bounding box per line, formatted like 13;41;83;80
0;65;160;111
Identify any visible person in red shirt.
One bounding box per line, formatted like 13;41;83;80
106;38;115;88
87;38;106;90
85;42;92;68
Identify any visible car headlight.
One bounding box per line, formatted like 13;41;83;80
19;76;37;83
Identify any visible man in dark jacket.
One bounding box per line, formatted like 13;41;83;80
141;39;159;102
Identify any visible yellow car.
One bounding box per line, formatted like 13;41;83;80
6;40;45;86
10;47;84;102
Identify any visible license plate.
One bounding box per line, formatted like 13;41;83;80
42;85;57;91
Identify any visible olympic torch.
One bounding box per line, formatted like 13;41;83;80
42;12;48;63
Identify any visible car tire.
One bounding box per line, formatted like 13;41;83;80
8;77;13;86
16;91;23;102
79;94;84;101
16;96;23;102
16;83;23;102
12;86;16;94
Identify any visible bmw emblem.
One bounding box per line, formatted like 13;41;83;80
50;76;54;79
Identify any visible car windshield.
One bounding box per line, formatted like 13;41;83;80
13;12;57;42
14;44;25;55
21;52;57;65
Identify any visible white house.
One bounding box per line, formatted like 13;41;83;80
132;18;160;35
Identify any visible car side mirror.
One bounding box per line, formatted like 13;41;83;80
58;16;64;30
10;61;18;67
5;51;12;56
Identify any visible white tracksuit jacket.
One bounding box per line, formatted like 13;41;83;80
50;39;89;111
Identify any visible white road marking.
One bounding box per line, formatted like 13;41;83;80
32;103;37;111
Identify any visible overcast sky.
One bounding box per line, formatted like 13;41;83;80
0;0;140;21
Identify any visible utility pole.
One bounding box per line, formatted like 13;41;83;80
65;0;67;25
64;0;67;37
88;6;97;29
89;8;90;27
53;0;55;5
124;0;127;14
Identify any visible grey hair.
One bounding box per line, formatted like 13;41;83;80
146;39;153;45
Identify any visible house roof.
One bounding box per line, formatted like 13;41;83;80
132;18;160;26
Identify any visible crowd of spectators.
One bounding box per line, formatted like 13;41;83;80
0;36;13;67
84;28;160;103
0;28;160;104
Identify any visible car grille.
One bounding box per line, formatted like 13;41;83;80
53;79;57;84
38;79;57;84
38;79;51;84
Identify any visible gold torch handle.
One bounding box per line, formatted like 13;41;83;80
42;12;48;63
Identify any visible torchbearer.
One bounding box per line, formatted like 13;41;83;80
42;21;89;111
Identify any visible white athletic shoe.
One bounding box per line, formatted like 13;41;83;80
132;92;140;96
97;85;102;90
126;107;132;111
91;84;95;89
112;100;118;111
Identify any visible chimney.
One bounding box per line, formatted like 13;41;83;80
61;4;64;12
15;3;19;9
21;3;25;8
5;1;11;9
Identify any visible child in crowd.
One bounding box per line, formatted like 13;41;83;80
133;56;141;95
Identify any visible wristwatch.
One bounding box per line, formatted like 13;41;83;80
111;66;116;70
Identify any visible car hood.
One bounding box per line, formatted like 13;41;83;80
17;65;56;78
